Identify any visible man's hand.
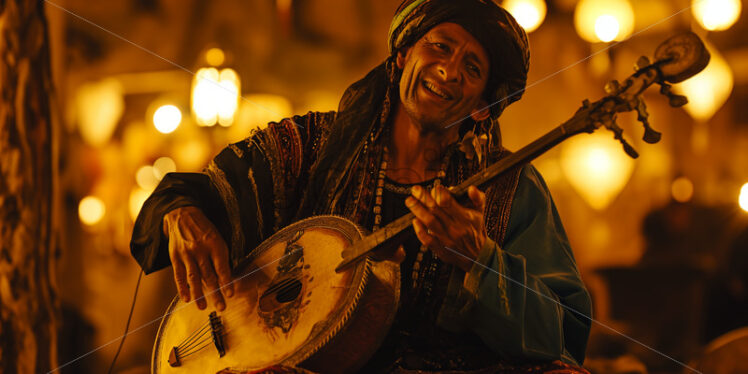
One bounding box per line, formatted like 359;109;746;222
163;206;233;311
405;185;487;273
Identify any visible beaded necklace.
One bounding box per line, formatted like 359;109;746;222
371;135;454;290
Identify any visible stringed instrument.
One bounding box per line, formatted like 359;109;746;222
151;32;709;374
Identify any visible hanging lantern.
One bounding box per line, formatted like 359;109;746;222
503;0;547;33
75;78;124;147
574;0;635;43
191;66;241;127
561;132;635;210
692;0;741;31
673;43;733;122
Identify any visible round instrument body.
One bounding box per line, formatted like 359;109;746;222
152;215;400;374
655;31;710;83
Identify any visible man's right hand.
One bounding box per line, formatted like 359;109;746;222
163;206;233;311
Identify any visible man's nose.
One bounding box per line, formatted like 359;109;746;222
437;57;460;82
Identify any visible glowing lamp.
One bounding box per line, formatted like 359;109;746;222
192;67;241;127
561;132;635;210
75;78;124;147
503;0;547;33
153;104;182;134
693;0;741;31
574;0;634;43
673;44;733;122
740;183;748;212
205;48;225;66
671;177;694;203
79;196;106;226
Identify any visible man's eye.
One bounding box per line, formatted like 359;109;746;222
467;64;481;76
433;42;449;51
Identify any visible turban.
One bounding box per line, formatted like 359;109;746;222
388;0;530;119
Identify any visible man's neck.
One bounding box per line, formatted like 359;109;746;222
387;103;460;183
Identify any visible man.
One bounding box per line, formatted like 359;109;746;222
131;0;592;372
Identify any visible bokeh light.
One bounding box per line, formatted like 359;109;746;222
129;188;152;221
205;47;225;66
192;67;241;127
740;183;748;212
674;44;734;122
153;157;177;180
136;165;159;190
574;0;634;43
693;0;741;31
671;177;694;203
503;0;547;33
153;104;182;134
79;196;106;226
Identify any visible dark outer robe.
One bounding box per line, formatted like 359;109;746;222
130;111;592;371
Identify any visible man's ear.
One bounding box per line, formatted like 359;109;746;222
470;100;491;122
396;49;407;69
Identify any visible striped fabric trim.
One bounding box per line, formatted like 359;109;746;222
205;160;245;257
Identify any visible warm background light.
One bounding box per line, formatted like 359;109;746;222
129;188;152;221
192;67;241;127
503;0;547;33
153;104;182;134
674;44;734;122
561;132;635;210
671;177;694;203
135;165;159;190
78;196;106;226
153;157;177;180
205;47;225;66
692;0;742;31
740;183;748;212
75;78;124;147
574;0;634;43
594;14;620;43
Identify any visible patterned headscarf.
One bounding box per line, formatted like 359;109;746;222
388;0;530;119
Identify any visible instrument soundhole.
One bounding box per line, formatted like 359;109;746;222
276;279;302;303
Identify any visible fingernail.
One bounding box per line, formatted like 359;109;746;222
412;185;421;197
217;301;225;311
405;197;415;207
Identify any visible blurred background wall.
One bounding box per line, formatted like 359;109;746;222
43;0;748;372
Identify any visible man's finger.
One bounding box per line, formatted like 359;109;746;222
197;255;225;312
210;239;234;298
468;185;486;212
183;254;207;310
406;195;447;235
172;257;190;302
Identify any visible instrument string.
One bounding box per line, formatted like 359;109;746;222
176;324;212;351
178;336;214;357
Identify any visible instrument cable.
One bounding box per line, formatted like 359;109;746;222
107;269;143;374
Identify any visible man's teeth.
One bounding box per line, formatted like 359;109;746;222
423;81;450;99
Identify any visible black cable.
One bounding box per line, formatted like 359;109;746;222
107;269;143;374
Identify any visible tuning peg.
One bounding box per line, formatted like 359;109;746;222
603;117;640;159
604;80;621;94
635;98;662;144
659;82;689;107
635;56;651;72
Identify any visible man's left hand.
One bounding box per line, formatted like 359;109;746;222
405;184;487;273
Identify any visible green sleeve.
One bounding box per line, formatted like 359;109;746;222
437;164;592;365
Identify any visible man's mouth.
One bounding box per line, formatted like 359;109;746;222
421;80;453;100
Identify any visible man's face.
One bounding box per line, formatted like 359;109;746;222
397;22;490;134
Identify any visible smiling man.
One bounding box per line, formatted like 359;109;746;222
131;1;592;373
